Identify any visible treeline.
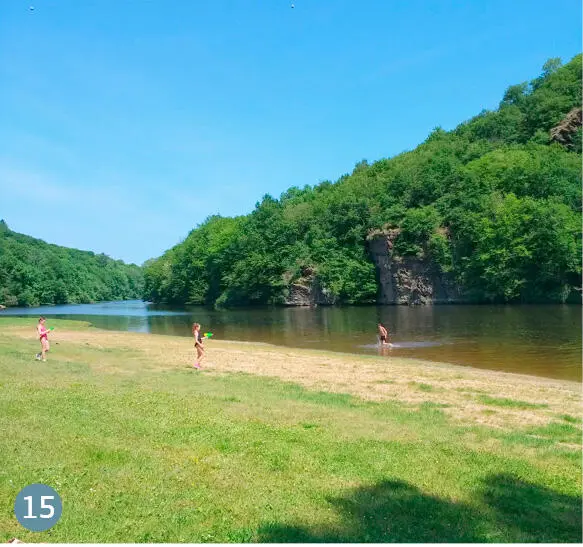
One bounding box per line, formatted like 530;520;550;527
144;55;582;306
0;221;144;307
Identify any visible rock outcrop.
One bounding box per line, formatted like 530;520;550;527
284;267;336;306
550;107;582;147
367;230;460;305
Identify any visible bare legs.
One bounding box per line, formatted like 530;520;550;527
194;345;204;369
38;339;49;361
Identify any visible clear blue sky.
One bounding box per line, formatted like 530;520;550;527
0;0;580;265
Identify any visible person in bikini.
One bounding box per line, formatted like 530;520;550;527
192;322;205;369
35;316;50;361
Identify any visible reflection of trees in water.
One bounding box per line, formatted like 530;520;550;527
69;303;581;379
143;306;390;344
141;304;580;348
281;307;353;338
279;307;381;343
380;305;581;346
54;314;149;333
148;315;193;337
258;474;582;543
145;307;376;344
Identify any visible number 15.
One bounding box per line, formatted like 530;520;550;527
23;496;55;519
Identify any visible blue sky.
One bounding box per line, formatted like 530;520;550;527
0;0;580;265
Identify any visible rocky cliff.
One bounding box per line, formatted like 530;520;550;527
283;233;462;306
550;107;582;148
367;230;461;305
285;282;334;306
284;274;336;307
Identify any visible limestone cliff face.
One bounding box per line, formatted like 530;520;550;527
283;232;462;306
550;107;582;148
284;280;335;306
283;267;336;306
367;231;461;305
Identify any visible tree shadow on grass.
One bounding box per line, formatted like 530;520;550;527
259;479;482;543
481;473;582;543
257;474;582;543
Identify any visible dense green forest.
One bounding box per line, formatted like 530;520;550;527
141;55;579;306
0;220;144;307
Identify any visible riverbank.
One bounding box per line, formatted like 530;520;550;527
1;301;580;382
2;317;579;430
0;317;580;542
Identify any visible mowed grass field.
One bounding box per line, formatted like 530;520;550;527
0;317;581;543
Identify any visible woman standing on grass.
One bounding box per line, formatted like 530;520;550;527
192;322;204;369
35;317;50;362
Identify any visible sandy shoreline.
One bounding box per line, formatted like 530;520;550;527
3;323;581;430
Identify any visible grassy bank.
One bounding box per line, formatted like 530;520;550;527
0;318;580;542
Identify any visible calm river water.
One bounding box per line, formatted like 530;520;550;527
1;300;580;381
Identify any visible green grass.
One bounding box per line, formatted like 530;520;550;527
408;381;435;392
477;394;550;410
527;422;583;445
559;414;582;424
0;319;580;543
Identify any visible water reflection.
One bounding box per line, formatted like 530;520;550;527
1;300;580;381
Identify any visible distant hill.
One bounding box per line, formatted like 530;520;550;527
0;220;143;307
148;55;582;305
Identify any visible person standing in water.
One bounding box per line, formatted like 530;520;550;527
192;322;205;369
378;323;391;346
35;316;50;361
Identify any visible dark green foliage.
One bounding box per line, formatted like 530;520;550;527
144;55;582;306
0;224;143;307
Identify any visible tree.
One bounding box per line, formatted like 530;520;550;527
143;54;582;307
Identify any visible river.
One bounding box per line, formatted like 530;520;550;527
1;300;580;381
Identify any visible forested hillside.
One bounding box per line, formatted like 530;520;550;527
0;221;144;307
144;55;582;307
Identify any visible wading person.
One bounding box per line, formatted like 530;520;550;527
378;323;390;346
192;322;205;369
35;317;50;361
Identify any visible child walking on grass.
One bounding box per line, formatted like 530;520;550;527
192;322;205;369
35;316;50;361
